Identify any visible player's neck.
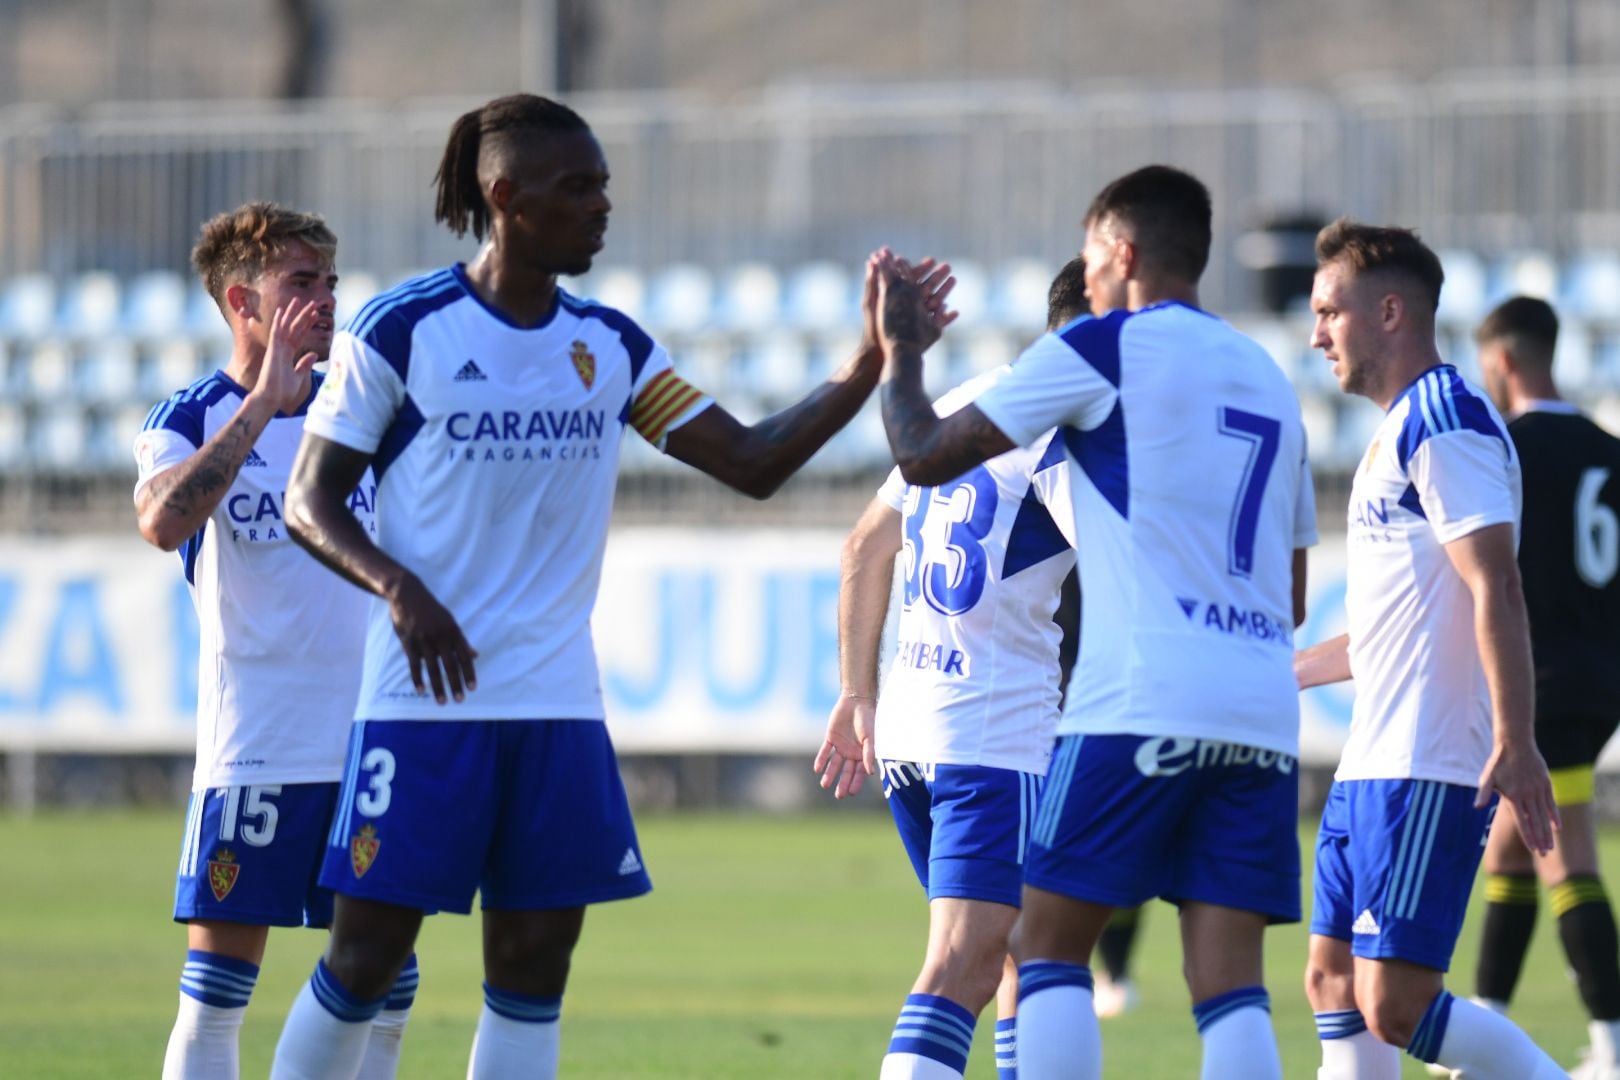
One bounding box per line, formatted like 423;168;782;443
463;248;558;328
1126;278;1198;312
1508;374;1561;414
1372;345;1446;411
224;340;265;393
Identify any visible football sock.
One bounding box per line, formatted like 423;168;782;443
355;953;418;1080
1475;873;1539;1004
994;1016;1017;1079
1095;907;1140;982
1015;960;1099;1079
467;983;562;1080
162;950;260;1080
1314;1009;1400;1080
1552;877;1620;1023
880;993;975;1079
1408;990;1567;1079
1192;986;1279;1080
269;959;388;1080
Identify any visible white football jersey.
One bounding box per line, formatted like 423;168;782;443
133;371;374;789
974;303;1317;756
1338;365;1521;785
306;266;712;722
874;367;1075;775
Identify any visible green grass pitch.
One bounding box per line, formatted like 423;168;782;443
0;808;1607;1077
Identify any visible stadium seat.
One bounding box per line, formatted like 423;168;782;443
334;271;380;328
1555;321;1596;391
78;338;140;405
783;262;857;333
100;403;152;470
23;340;75;402
942;259;988;329
0;274;57;339
183;286;230;344
1435;250;1488;326
989;258;1056;330
582;266;646;319
30;405;89;470
0;402;25;469
1487;251;1558;306
122;271;188;338
737;330;812;403
57;271;121;338
715;263;782;334
644;263;715;337
144;339;202;400
1560;253;1620;322
1333;398;1385;469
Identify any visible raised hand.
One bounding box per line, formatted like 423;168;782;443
1476;740;1560;856
385;572;479;706
813;695;877;799
254;299;322;414
864;248;959;360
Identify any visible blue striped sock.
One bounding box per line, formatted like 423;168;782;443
385;954;419;1012
483;982;562;1024
994;1016;1017;1078
1191;985;1270;1034
178;949;259;1009
886;993;976;1075
1407;990;1454;1064
309;959;388;1024
1315;1008;1368;1040
1015;960;1093;1003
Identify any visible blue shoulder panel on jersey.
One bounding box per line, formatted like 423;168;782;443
1056;308;1131;388
373;392;425;483
348;269;462;384
1003;484;1072;579
1398;482;1427;520
179;522;207;585
1394;366;1507;471
1062;403;1129;520
142;372;236;448
559;290;656;385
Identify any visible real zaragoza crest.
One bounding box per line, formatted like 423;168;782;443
570;340;595;389
207;848;240;901
351;824;380;878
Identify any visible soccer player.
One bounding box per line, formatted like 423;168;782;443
814;256;1088;1080
870;164;1316;1080
136;204;416;1080
1295;222;1565;1080
1466;295;1620;1079
264;94;956;1080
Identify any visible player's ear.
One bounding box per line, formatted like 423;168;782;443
488;177;515;216
224;282;258;324
1379;290;1404;332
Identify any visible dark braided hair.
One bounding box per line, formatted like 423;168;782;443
433;94;591;240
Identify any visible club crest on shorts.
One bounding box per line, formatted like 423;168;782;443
570;341;595;389
350;824;380;878
206;848;240;901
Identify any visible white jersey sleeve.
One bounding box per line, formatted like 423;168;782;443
877;466;906;511
971;319;1124;448
306;331;406;454
132;397;207;498
1408;431;1518;544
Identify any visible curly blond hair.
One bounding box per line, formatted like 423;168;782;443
190;201;337;308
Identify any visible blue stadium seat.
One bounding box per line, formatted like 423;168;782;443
57;271;122;338
783;262;857;333
122;271;188;338
1486;251;1558;306
989;259;1055;331
715;264;782;334
184;286;231;344
737;330;811;403
30;405;89;470
143;339;203;400
0;402;25;469
99;403;152;471
1553;322;1597;391
644;263;715;337
580;266;646;320
1560;253;1620;322
79;338;140;405
0;275;57;339
1435;250;1488;325
22;340;75;403
1333;398;1385;468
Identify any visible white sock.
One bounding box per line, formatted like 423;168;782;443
1592;1019;1620;1065
1319;1030;1401;1080
355;1007;411;1080
1193;988;1278;1080
162;994;246;1080
879;1054;965;1078
270;962;386;1080
1015;961;1101;1079
1419;993;1567;1080
1470;996;1511;1017
467;1006;560;1079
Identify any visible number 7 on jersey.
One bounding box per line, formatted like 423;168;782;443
1217;407;1281;578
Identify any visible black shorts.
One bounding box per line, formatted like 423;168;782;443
1536;711;1620;771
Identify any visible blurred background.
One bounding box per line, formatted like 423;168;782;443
3;0;1620;809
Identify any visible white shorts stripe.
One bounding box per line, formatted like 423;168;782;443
328;722;367;847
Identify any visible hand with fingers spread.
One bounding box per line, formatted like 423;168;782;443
384;572;479;705
813;695;877;799
1477;739;1561;856
862;247;959;361
253;299;323;415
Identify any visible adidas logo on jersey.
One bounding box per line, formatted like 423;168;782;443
617;848;642;876
1352;910;1381;935
453;359;488;382
242;448;268;467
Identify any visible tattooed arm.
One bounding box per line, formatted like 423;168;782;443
873;252;1014;485
135;300;321;551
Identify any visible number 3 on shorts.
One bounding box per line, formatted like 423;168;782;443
356;747;396;817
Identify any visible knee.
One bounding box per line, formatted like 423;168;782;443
917;952;1004;1014
1361;995;1421;1049
325;935;410;1001
485;924;582;996
1303;959;1354;1012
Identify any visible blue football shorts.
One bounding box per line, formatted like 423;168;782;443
319;718;652;915
1025;733;1302;923
174;781;338;928
1310;778;1495;971
882;759;1044;908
